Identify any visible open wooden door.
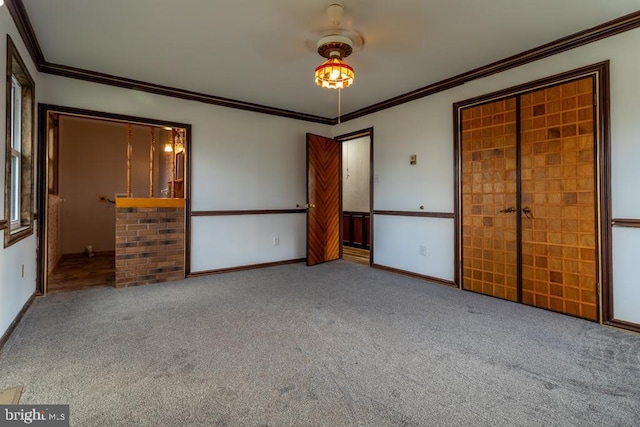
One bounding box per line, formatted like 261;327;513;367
306;133;341;266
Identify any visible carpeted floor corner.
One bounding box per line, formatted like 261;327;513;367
0;261;638;426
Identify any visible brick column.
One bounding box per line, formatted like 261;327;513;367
115;199;185;288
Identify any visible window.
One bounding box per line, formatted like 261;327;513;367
10;76;22;225
4;36;35;247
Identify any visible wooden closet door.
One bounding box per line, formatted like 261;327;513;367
519;78;598;320
461;98;518;301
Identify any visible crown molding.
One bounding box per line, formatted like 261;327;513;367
38;62;334;125
4;0;334;125
338;9;640;123
4;0;45;68
6;0;640;126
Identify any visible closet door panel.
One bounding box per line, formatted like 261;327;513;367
461;98;518;301
519;78;598;320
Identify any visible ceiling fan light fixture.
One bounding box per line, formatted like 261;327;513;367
317;35;354;59
314;57;354;89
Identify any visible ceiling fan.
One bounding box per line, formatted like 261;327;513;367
313;2;364;59
313;3;361;89
249;0;425;68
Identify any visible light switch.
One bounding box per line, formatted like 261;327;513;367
410;154;417;165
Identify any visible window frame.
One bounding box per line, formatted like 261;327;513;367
10;75;21;226
4;35;35;247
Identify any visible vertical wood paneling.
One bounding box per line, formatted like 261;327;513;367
342;212;371;249
343;215;351;244
353;216;364;245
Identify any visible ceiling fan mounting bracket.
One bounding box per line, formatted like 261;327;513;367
317;35;354;58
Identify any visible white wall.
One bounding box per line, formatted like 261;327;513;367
375;215;454;280
3;9;640;337
612;227;640;324
41;75;330;273
342;136;370;212
0;9;42;337
334;26;640;324
191;214;306;271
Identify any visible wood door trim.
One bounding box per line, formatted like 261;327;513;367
453;62;609;110
372;264;457;288
454;62;612;325
191;209;306;217
374;210;454;219
0;219;7;231
336;128;374;266
36;103;194;292
611;218;640;228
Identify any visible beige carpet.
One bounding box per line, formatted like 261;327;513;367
1;262;639;425
0;386;22;404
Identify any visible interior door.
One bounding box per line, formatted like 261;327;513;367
306;133;341;266
519;77;598;320
461;97;519;301
459;77;599;321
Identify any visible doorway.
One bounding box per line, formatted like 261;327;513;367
338;129;373;266
454;63;611;322
37;105;190;295
304;128;374;267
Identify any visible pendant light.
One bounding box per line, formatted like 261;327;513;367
314;35;355;90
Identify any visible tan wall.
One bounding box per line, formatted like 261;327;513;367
59;116;165;254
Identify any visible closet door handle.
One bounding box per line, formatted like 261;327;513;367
522;206;532;219
499;206;516;213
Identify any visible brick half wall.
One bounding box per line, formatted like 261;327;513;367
115;202;185;287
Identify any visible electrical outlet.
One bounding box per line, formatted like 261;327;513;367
419;245;427;256
273;237;280;246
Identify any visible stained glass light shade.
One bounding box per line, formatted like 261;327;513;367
314;57;354;89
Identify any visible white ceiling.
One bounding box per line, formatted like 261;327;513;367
22;0;640;118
